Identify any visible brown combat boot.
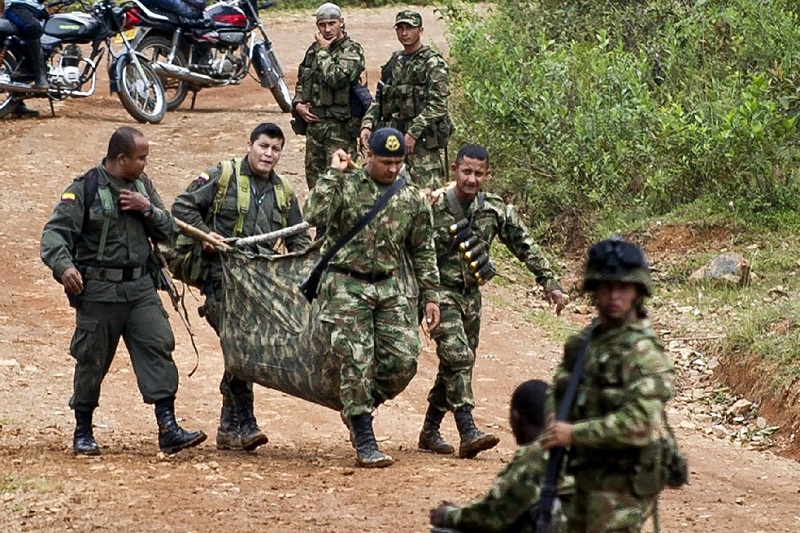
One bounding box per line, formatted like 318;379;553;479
454;405;499;459
418;405;455;455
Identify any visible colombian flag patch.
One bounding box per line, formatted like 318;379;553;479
196;172;210;184
61;192;76;203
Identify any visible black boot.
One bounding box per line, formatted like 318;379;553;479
26;39;49;90
12;101;39;117
73;409;100;456
235;398;268;451
215;398;242;451
340;411;356;446
350;413;393;468
154;398;207;454
418;405;455;455
454;405;499;459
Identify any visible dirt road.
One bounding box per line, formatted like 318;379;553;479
2;6;799;532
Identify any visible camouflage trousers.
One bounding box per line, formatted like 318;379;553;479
305;120;358;189
406;143;445;191
427;287;482;411
566;468;656;533
319;271;421;419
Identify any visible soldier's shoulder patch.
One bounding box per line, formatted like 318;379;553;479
196;172;210;184
61;192;76;203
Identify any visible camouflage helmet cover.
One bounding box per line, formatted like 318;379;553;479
583;237;652;296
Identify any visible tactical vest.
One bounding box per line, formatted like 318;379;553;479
298;38;359;121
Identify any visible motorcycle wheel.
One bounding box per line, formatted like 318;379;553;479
117;57;166;124
270;77;292;113
0;53;19;119
137;36;189;111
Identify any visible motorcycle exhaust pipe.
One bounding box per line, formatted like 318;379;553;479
152;62;228;87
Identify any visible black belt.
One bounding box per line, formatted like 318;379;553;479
328;266;392;283
442;283;480;296
83;266;145;282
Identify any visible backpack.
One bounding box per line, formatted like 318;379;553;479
167;157;295;289
349;80;372;119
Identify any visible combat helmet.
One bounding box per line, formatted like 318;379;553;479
583;237;652;296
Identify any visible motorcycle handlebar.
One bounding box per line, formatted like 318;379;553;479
257;1;275;11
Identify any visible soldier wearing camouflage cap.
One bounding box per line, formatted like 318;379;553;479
541;237;678;533
360;10;453;191
304;127;441;468
293;2;366;190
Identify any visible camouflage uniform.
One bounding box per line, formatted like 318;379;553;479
439;442;574;533
304;167;439;418
429;186;561;412
294;35;365;189
361;46;452;190
552;320;675;533
172;157;311;446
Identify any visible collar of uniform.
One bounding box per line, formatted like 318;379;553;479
96;159;142;189
402;44;429;58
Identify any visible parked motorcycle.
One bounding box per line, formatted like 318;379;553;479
0;0;166;122
131;0;292;113
126;0;291;112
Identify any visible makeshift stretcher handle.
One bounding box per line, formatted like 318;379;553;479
174;219;233;251
227;222;311;248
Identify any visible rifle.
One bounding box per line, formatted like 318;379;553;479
151;244;200;377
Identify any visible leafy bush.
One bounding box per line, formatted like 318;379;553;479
443;0;800;236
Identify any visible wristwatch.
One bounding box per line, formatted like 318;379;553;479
142;204;154;218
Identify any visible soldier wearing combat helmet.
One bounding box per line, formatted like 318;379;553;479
541;237;678;533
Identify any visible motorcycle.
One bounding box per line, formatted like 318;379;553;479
0;0;166;122
126;0;292;112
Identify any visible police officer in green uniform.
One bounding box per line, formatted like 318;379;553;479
419;144;565;459
360;10;452;191
40;126;207;456
293;2;366;189
541;237;676;533
172;122;311;453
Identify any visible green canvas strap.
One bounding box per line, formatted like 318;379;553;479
95;177;147;262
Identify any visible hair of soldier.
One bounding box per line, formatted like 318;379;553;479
107;126;145;159
510;379;549;428
250;122;286;148
455;144;490;167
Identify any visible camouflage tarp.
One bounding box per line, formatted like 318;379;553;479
218;246;419;412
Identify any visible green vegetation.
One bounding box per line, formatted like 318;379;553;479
1;473;58;494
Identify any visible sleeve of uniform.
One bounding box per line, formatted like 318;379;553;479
441;443;548;532
497;201;562;292
303;167;345;228
141;175;176;243
316;41;365;87
40;181;87;280
406;189;439;305
171;166;221;235
285;194;312;252
361;56;392;131
292;48;311;106
571;337;675;449
407;53;449;140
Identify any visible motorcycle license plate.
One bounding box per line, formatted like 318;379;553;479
113;28;138;44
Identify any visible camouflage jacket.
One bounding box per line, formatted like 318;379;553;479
293;35;365;122
40;163;174;303
304;167;439;304
361;45;450;141
171;157;311;282
433;186;561;292
440;441;573;533
552;319;675;469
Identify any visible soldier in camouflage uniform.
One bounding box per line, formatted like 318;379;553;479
419;144;565;459
360;10;452;191
304;127;441;468
541;237;675;533
293;2;366;189
40;127;206;456
172;123;311;452
430;379;573;533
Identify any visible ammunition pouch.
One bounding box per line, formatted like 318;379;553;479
164;236;208;290
631;436;689;497
421;116;455;150
474;260;497;285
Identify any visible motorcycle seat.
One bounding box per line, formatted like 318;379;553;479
0;18;22;36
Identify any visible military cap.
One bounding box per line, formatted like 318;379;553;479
583;237;653;296
394;10;422;27
315;2;342;21
369;128;406;157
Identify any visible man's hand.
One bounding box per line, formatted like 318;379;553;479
315;31;334;49
404;133;416;154
546;289;566;316
430;501;457;527
359;128;372;149
118;189;150;213
329;149;351;172
540;415;573;450
61;266;84;295
295;102;319;123
423;302;441;331
201;231;226;253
